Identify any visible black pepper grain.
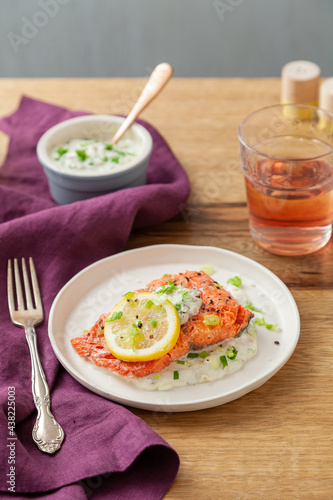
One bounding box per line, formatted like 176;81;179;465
274;341;280;345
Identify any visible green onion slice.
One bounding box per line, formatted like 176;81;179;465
220;355;228;368
173;371;179;380
226;347;238;360
181;290;192;301
56;147;68;159
157;281;176;295
200;263;214;275
227;276;242;287
265;323;280;331
211;357;221;369
105;311;122;322
199;351;209;358
76;149;89;161
245;302;262;312
203;314;219;326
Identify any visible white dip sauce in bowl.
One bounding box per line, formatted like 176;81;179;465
37;115;153;204
51;138;141;175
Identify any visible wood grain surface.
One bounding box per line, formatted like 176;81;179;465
0;79;332;499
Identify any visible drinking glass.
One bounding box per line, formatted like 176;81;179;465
238;104;333;256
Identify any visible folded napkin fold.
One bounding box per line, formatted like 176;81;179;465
0;97;190;499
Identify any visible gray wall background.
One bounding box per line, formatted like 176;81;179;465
1;0;332;78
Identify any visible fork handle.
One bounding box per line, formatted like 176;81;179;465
25;327;65;453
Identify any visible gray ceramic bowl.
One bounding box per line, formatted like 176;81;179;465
37;115;153;205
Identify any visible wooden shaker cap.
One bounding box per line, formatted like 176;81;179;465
281;60;320;104
319;78;333;112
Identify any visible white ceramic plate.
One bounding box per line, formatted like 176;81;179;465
48;244;300;412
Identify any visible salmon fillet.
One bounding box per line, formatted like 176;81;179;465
71;270;253;378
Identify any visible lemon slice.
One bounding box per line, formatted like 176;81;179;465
104;292;181;361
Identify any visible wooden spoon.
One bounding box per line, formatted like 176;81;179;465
111;62;173;144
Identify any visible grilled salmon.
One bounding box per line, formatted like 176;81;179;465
71;270;253;378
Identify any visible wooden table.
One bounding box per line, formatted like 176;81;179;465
1;79;332;499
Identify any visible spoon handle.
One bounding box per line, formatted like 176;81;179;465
112;63;173;144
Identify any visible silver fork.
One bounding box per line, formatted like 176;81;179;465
7;257;64;454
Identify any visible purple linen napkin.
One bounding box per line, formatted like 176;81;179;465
0;96;189;498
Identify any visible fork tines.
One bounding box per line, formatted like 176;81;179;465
7;258;43;315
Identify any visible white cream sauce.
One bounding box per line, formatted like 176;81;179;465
155;285;202;325
114;273;274;391
129;322;257;391
129;276;260;392
51;138;140;175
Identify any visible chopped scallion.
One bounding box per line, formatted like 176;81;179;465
203;314;219;326
211;357;221;369
105;311;122;322
150;320;157;328
199;351;209;358
265;323;280;331
187;352;199;358
76;149;89;161
157;281;176;295
200;263;214;275
227;276;242;287
220;355;228;368
226;347;238;360
177;360;185;365
181;290;192;301
56;147;68;159
255;317;266;326
173;371;179;380
127;324;138;337
245;302;262;312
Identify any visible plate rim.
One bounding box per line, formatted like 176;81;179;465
48;244;301;411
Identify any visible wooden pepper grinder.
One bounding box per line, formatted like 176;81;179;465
281;60;321;119
319;78;333;133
